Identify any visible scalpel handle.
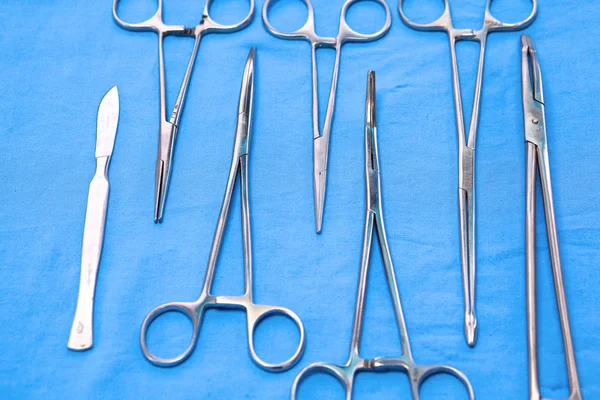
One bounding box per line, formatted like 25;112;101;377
68;156;111;351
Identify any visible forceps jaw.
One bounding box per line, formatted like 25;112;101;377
521;34;546;149
154;120;178;222
313;138;328;233
365;70;381;212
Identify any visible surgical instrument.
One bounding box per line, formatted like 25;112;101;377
398;0;538;346
291;71;474;399
139;49;306;370
262;0;391;233
68;86;120;351
521;35;582;400
113;0;254;222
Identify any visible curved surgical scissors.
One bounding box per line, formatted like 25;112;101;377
113;0;255;222
522;35;582;400
262;0;391;233
292;71;474;400
398;0;538;346
140;49;305;371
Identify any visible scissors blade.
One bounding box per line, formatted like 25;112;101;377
69;86;119;351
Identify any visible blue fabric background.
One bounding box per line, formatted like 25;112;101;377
1;0;598;399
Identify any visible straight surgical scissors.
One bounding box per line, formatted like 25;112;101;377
262;0;391;233
140;49;305;370
521;35;582;400
292;71;474;400
398;0;538;346
113;0;254;222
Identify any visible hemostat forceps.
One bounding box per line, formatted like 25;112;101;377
139;49;305;370
113;0;254;222
262;0;391;233
398;0;538;346
291;71;474;400
522;35;582;400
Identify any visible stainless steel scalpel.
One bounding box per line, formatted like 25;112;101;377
68;86;119;351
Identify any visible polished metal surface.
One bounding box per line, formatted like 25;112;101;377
68;86;120;351
521;34;582;400
291;71;474;400
262;0;391;233
398;0;538;346
139;49;305;370
113;0;255;222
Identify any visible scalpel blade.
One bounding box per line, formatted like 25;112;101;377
68;86;119;351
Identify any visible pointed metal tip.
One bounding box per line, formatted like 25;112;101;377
521;34;534;50
154;160;166;223
521;34;544;105
245;47;255;74
238;47;256;117
314;169;327;234
101;85;119;103
105;85;119;100
154;193;164;223
154;203;163;223
465;313;477;347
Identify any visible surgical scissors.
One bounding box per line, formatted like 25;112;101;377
398;0;538;346
262;0;391;233
140;49;306;370
113;0;254;222
291;71;474;400
521;35;582;400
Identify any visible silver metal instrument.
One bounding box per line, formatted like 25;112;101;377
140;49;305;370
291;71;474;400
262;0;391;233
398;0;538;346
113;0;255;222
68;86;120;351
521;34;582;400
